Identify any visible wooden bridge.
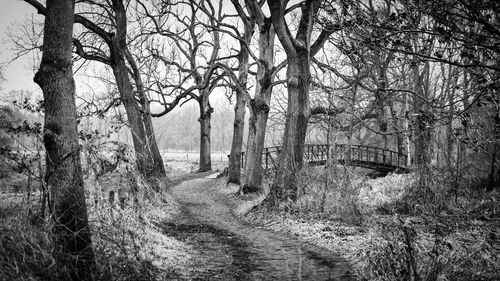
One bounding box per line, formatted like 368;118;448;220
241;144;409;173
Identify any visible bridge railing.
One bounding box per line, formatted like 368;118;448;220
241;143;408;171
240;146;281;170
331;144;407;169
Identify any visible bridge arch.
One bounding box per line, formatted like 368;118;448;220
241;144;409;173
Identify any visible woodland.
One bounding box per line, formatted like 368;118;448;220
0;0;499;280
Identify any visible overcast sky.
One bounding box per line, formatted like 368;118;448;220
0;0;43;94
0;0;277;106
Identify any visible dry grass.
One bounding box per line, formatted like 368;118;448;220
239;165;500;281
0;167;194;281
86;169;194;280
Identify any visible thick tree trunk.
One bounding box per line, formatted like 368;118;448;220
198;94;212;172
270;53;310;203
34;0;94;278
243;99;271;192
242;20;275;193
227;23;252;184
266;0;323;206
227;93;247;183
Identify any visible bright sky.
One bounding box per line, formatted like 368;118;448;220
0;0;42;94
0;0;243;97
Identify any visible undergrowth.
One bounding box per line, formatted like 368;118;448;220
250;164;500;281
0;169;191;281
359;217;500;281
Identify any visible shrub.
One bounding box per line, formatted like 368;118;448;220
359;217;500;281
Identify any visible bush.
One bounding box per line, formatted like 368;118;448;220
283;164;365;225
359;217;500;281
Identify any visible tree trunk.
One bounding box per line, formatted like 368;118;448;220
411;60;434;193
242;19;275;193
227;92;247;183
412;61;433;166
488;110;500;190
390;103;405;155
111;0;149;176
270;52;310;203
227;22;253;184
125;48;166;178
266;0;323;206
111;61;148;174
34;0;94;278
142;100;166;178
198;93;212;172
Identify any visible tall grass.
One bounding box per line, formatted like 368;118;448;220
0;169;192;281
259;162;500;281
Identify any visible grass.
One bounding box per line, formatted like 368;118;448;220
0;165;196;281
239;164;500;281
2;153;499;280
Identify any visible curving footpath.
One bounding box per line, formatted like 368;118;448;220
161;176;356;280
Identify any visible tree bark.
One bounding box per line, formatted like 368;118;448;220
126;48;166;178
271;52;311;202
111;61;148;174
242;18;275;193
412;60;433;167
110;0;152;176
198;93;212;172
411;59;434;193
142;99;166;178
267;0;323;205
34;0;94;278
227;19;253;184
375;56;390;148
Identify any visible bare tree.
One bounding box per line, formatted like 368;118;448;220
241;0;280;193
32;0;94;278
25;0;166;179
141;0;225;172
226;0;255;184
267;0;337;204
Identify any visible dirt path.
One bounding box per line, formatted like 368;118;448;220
160;176;355;280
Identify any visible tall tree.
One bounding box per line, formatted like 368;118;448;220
226;0;255;184
25;0;166;179
267;0;336;204
125;47;166;178
141;0;224;172
241;0;279;193
33;0;94;278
